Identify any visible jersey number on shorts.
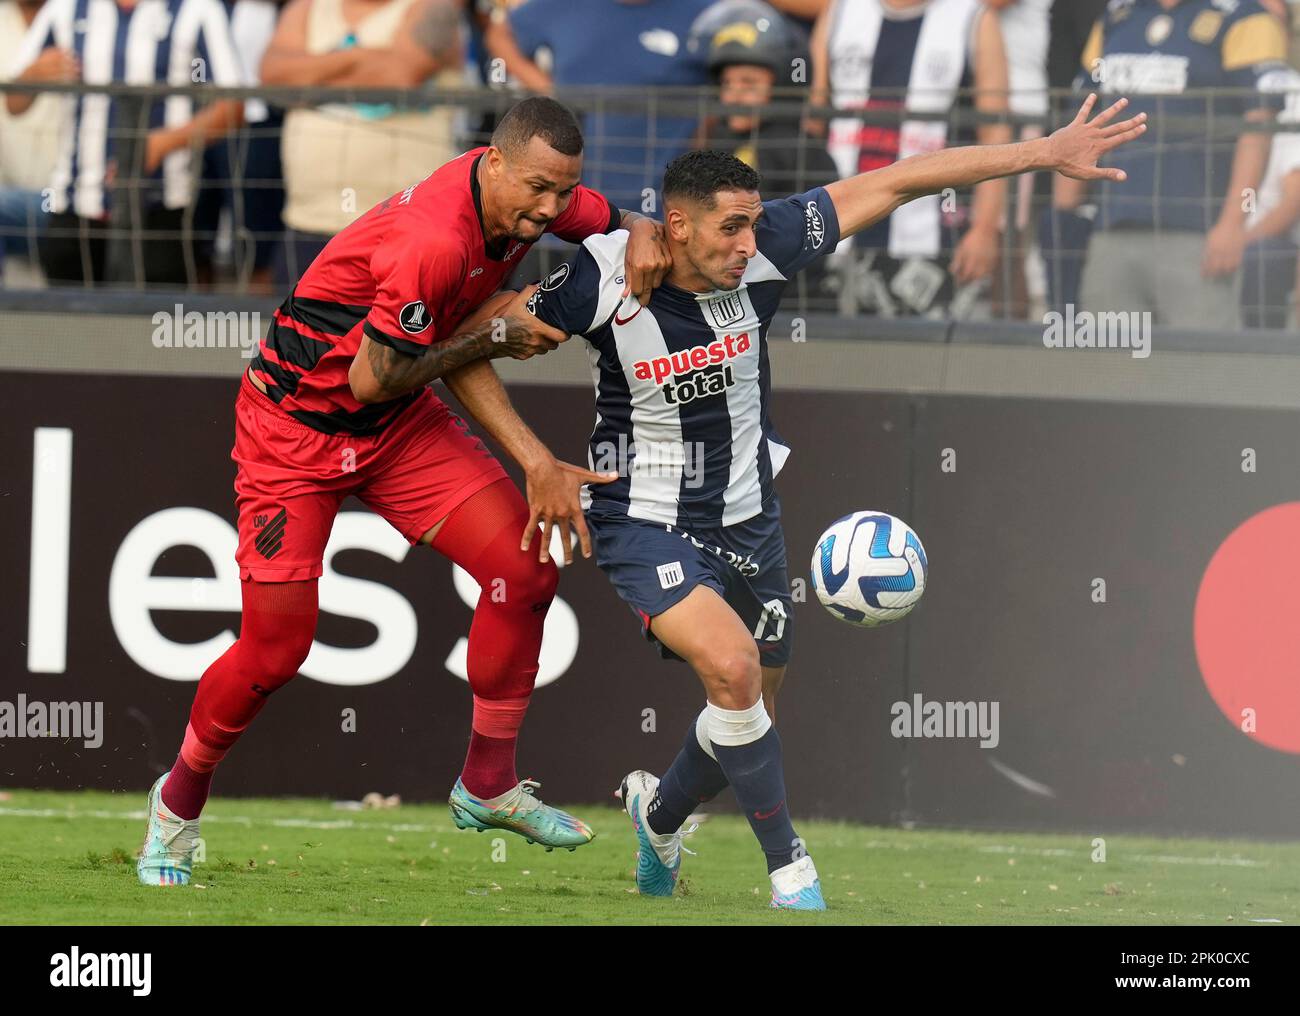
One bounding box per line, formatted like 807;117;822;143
753;598;787;642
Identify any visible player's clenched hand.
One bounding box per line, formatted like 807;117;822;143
487;285;569;360
623;217;672;306
1046;94;1147;182
521;458;618;564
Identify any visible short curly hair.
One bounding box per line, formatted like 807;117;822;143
662;149;761;208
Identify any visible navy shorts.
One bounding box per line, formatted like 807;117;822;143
587;496;793;666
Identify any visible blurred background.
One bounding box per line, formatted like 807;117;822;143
6;0;1300;331
4;0;1300;838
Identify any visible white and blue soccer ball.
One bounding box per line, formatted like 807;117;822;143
810;511;928;627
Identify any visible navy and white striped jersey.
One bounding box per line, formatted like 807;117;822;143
9;0;245;218
528;187;841;529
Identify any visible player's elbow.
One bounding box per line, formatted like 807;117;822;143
349;374;388;405
348;355;389;404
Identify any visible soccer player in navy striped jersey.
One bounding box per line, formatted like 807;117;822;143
521;93;1148;909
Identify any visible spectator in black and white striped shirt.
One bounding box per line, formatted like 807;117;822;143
6;0;247;286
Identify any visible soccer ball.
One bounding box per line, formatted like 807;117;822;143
810;511;928;626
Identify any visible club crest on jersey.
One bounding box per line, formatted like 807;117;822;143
1146;13;1172;46
632;332;750;405
922;51;951;86
703;291;745;328
805;201;825;250
541;263;569;291
399;300;431;334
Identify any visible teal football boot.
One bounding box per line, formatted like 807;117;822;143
136;772;201;886
448;777;594;851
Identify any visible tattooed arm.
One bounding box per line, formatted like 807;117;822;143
352;285;615;564
349;287;566;404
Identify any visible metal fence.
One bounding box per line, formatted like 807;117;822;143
2;81;1298;333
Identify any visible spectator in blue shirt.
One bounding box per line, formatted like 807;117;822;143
485;0;712;211
1056;0;1289;329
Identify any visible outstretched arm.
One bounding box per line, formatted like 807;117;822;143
825;94;1147;240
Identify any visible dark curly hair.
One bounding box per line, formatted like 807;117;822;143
662;150;761;208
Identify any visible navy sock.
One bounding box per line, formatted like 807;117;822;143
647;725;729;836
711;727;799;874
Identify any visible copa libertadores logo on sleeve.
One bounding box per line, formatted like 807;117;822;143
399;301;430;334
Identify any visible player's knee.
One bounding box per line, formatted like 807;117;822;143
243;619;315;686
494;554;558;613
701;646;762;709
262;633;314;685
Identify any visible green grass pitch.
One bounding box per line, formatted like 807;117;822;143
1;789;1297;925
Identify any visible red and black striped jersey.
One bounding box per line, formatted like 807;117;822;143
250;147;620;435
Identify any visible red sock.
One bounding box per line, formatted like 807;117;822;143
463;731;518;799
433;478;557;798
160;578;318;819
160;750;212;821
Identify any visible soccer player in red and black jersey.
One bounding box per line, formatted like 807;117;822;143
137;98;674;885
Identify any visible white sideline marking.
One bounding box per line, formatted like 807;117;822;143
0;806;434;833
858;839;1264;868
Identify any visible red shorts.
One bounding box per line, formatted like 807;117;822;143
233;372;508;582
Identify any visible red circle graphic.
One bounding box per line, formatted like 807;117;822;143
1194;502;1300;754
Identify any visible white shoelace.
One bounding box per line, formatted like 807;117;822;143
511;779;544;812
679;821;700;857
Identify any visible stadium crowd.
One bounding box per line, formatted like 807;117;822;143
2;0;1300;327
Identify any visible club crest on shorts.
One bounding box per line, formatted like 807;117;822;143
399;300;431;334
254;507;287;560
657;561;685;590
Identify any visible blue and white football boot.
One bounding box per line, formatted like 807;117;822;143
769;855;826;910
616;770;684;897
